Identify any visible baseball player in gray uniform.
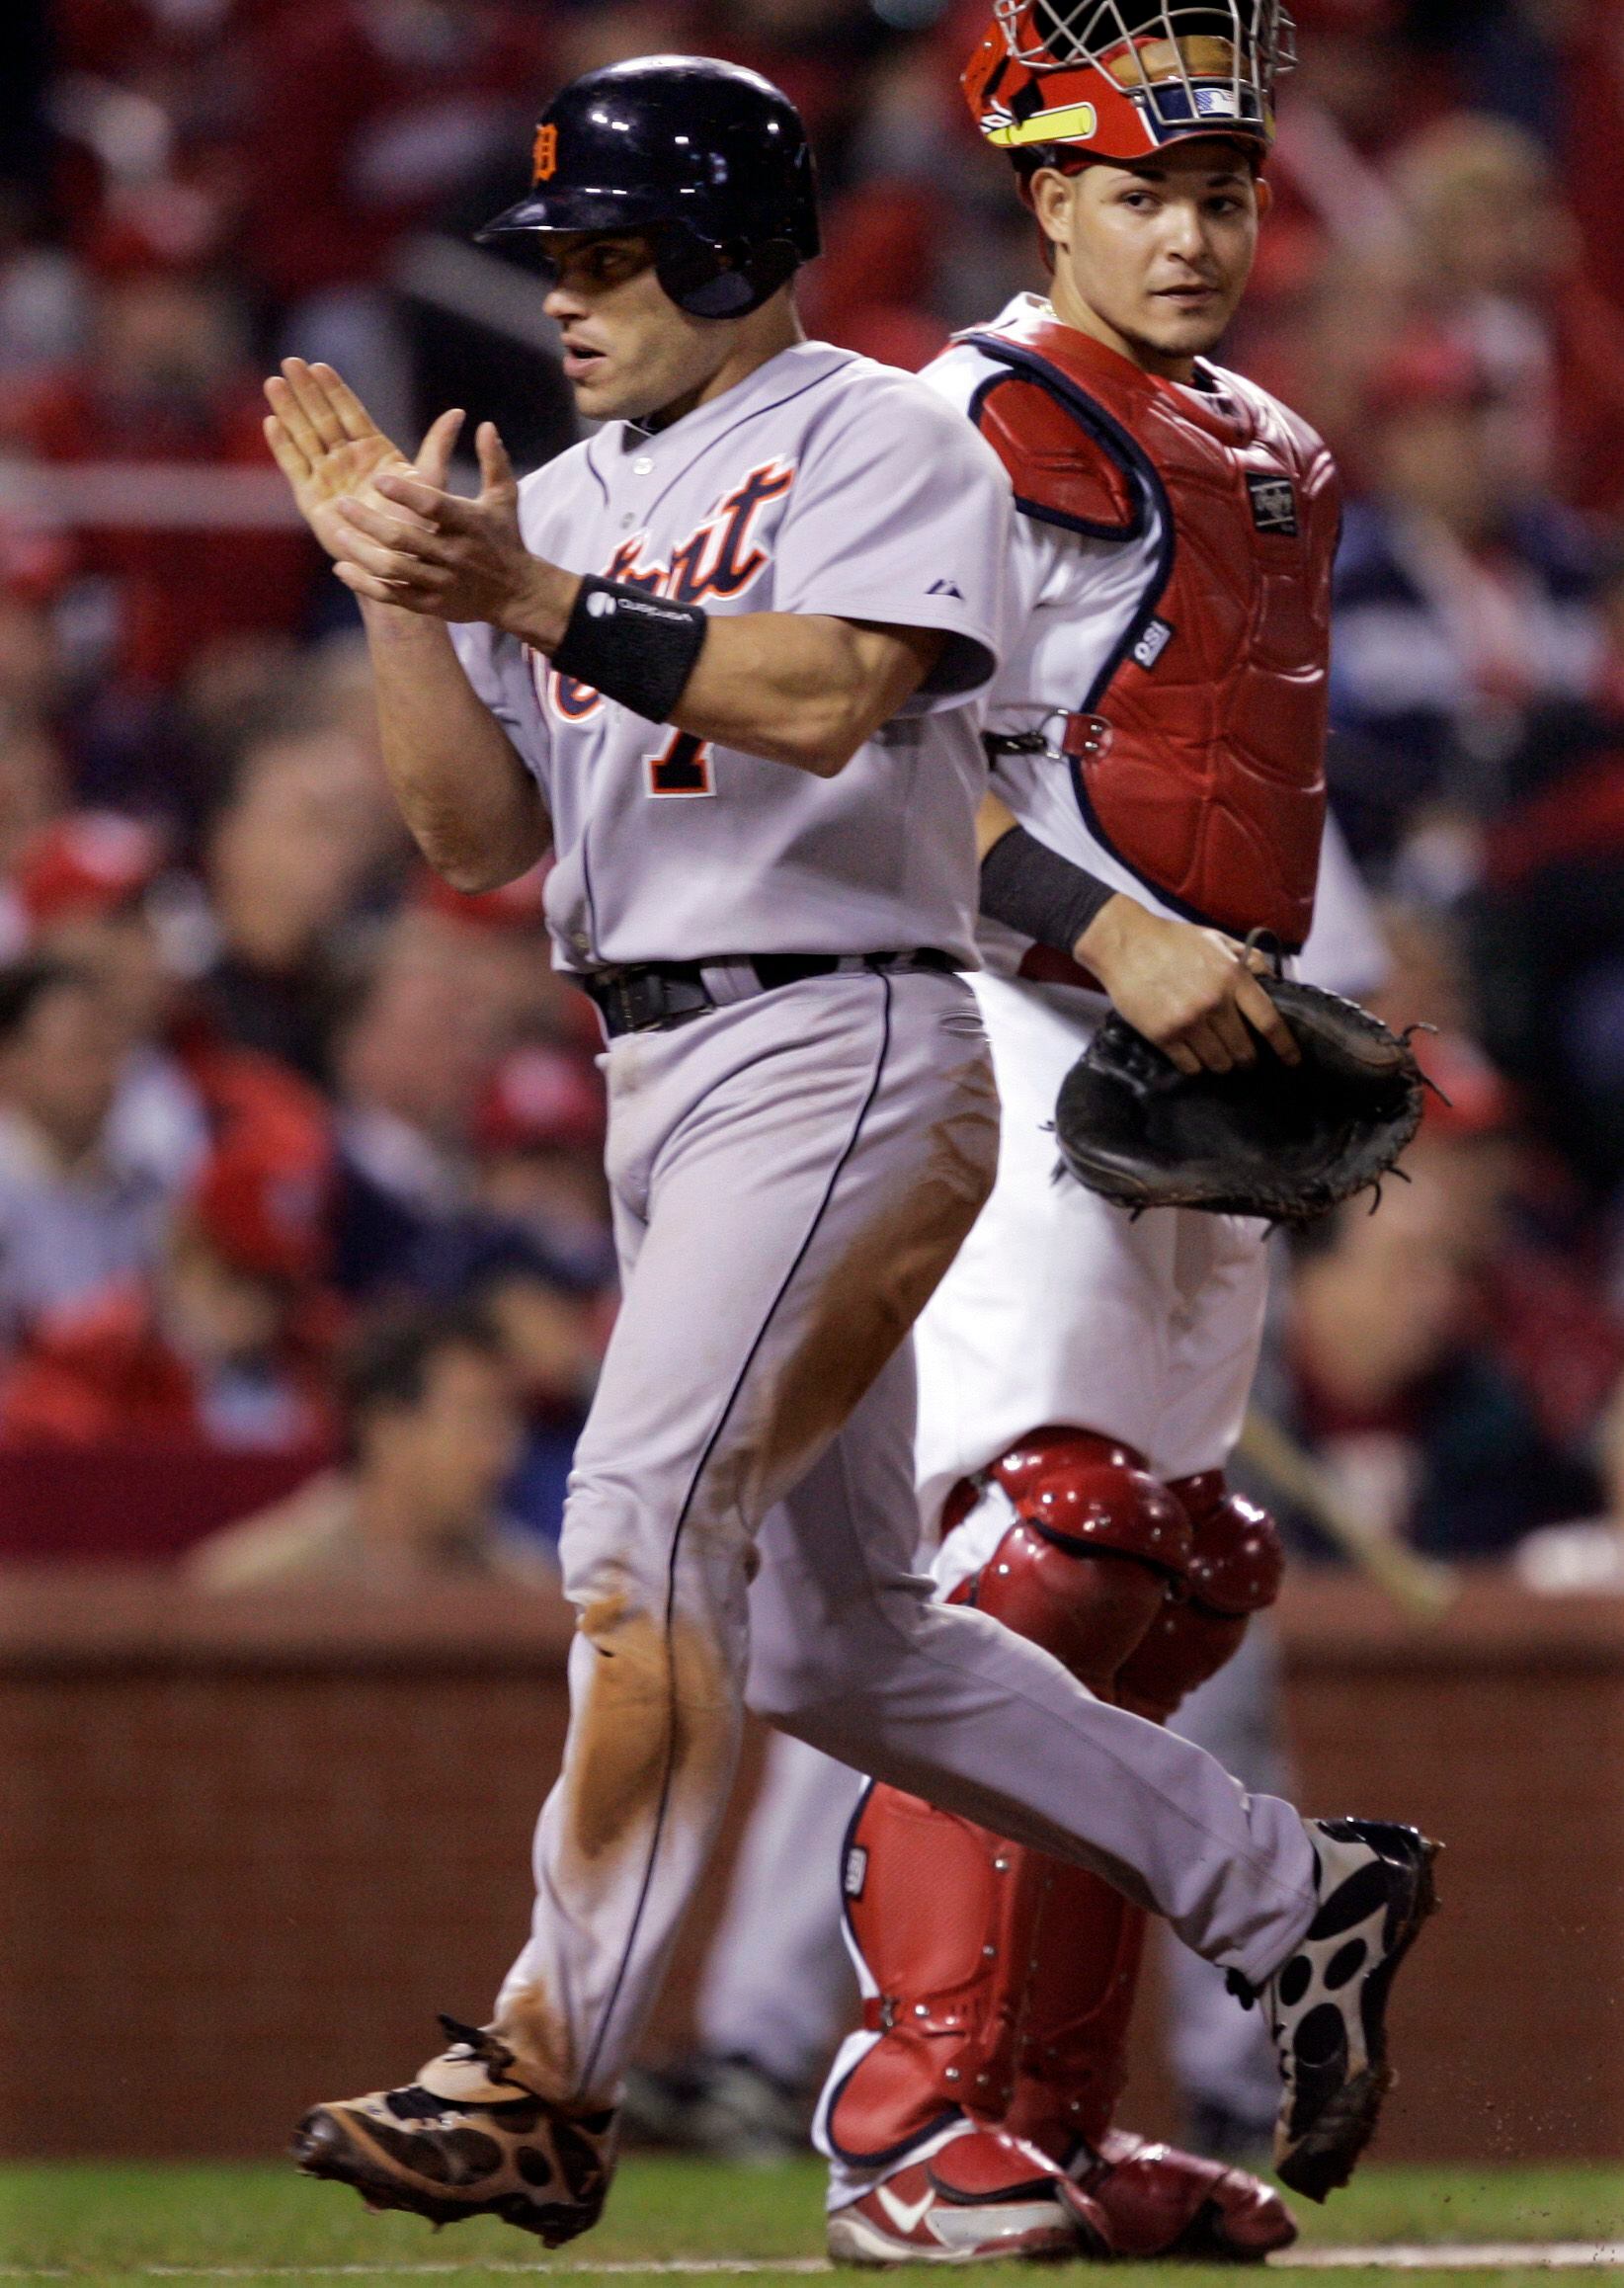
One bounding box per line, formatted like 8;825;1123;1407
263;54;1436;2255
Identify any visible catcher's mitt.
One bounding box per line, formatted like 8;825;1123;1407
1054;975;1427;1223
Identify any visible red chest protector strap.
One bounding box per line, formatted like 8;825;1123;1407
964;316;1336;952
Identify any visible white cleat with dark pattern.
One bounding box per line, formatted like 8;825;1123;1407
826;2128;1113;2266
1235;1818;1440;2203
289;2016;616;2246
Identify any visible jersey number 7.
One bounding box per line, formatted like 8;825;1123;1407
646;730;714;798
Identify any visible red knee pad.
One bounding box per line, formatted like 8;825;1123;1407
985;1430;1193;1585
947;1430;1192;1699
952;1520;1170;1698
1173;1471;1285;1614
1114;1474;1283;1723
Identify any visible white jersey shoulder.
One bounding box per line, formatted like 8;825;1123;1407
450;341;1015;973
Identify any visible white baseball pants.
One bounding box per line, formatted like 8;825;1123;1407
915;969;1272;1527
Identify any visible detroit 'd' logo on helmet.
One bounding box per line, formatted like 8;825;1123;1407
532;123;559;182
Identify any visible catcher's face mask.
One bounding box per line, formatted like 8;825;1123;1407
964;1;1294;167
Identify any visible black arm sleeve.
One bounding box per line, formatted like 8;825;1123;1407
979;823;1117;953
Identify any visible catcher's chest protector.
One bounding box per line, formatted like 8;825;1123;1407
967;310;1340;950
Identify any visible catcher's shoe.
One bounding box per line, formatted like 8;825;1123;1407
289;2015;615;2246
1071;2127;1296;2261
1234;1819;1440;2202
826;2127;1112;2266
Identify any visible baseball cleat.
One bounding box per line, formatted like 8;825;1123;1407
1072;2127;1296;2261
826;2127;1112;2265
289;2015;615;2246
1234;1818;1440;2203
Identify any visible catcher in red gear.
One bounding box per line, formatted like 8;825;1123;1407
815;0;1348;2264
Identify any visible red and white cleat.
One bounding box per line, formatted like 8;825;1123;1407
826;2128;1111;2266
1073;2128;1297;2261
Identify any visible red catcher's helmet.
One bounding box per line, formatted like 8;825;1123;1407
964;2;1294;168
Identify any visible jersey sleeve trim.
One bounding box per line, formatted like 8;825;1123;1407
779;602;998;714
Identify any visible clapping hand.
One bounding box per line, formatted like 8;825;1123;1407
329;425;545;632
264;360;462;564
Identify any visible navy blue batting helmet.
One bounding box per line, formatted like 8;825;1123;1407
477;55;821;320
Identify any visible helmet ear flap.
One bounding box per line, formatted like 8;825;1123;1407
653;230;799;319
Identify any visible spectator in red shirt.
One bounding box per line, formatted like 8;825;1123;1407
17;806;345;1208
0;1096;339;1452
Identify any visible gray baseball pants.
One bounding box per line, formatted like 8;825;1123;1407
490;969;1317;2108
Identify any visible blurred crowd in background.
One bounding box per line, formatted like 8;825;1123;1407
2;0;1624;1584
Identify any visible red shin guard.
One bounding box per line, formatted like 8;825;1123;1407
828;1435;1287;2220
826;1430;1186;2167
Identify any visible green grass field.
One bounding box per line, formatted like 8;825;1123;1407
3;2159;1622;2288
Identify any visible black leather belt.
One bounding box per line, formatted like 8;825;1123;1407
582;949;955;1039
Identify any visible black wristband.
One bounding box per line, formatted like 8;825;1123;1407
551;577;707;724
979;824;1117;954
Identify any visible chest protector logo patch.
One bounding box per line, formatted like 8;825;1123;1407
1247;472;1299;537
1132;616;1174;673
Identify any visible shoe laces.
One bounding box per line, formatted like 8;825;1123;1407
384;2084;458;2123
437;2012;522;2081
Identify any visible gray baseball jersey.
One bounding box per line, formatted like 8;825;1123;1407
450;342;1013;969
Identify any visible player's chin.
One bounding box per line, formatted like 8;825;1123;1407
1143;294;1236;355
565;352;635;411
567;368;614;416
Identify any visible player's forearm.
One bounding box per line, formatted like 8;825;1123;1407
667;613;942;775
977;797;1119;954
340;466;943;775
502;570;941;776
362;604;551;892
